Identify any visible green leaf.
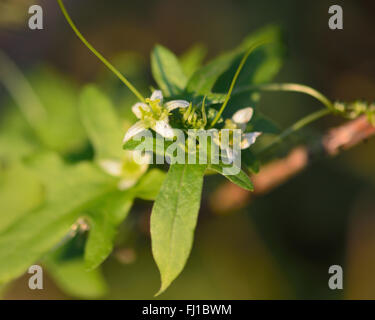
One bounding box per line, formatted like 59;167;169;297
28;68;87;154
45;257;107;299
191;92;226;107
0;162;44;233
186;53;235;96
123;133;175;159
122;137;144;151
84;192;133;270
151;45;187;97
247;112;281;134
151;164;206;295
84;169;165;270
0;108;38;162
79;85;124;160
213;27;284;93
186;25;284;95
0;153;116;284
209;163;254;191
180;44;207;78
132;168;166;201
0;133;37;163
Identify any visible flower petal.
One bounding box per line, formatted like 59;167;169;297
118;178;138;191
225;147;234;163
232;107;254;125
132;102;150;119
153;120;174;139
241;132;262;149
150;90;163;103
99;159;122;177
123;121;147;143
165;100;190;112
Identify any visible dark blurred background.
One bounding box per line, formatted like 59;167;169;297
1;0;375;299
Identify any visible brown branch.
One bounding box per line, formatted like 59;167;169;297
322;115;375;156
209;115;375;213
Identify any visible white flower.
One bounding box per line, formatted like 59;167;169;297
231;107;262;148
99;151;151;190
219;107;262;162
123;90;190;143
232;107;254;130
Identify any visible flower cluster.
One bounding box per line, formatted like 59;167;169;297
123;90;262;163
215;107;262;161
333;100;375;124
123;90;190;143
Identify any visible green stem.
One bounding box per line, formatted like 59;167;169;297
256;108;332;156
234;83;334;110
201;95;207;127
210;41;268;128
57;0;145;102
232;82;334;156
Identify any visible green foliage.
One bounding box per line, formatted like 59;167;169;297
0;153;115;284
0;110;38;162
84;169;165;270
0;22;289;296
28;68;87;154
151;45;187;97
0;162;44;233
0;67;87;162
0;82;165;291
121;27;286;293
180;44;207;78
208;164;254;191
248;111;281;134
3;3;370;298
45;255;108;299
131;169;167;201
84;192;133;271
332;100;375;124
79;85;124;161
151;164;206;295
186;25;284;96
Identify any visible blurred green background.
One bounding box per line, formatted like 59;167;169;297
1;0;375;299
